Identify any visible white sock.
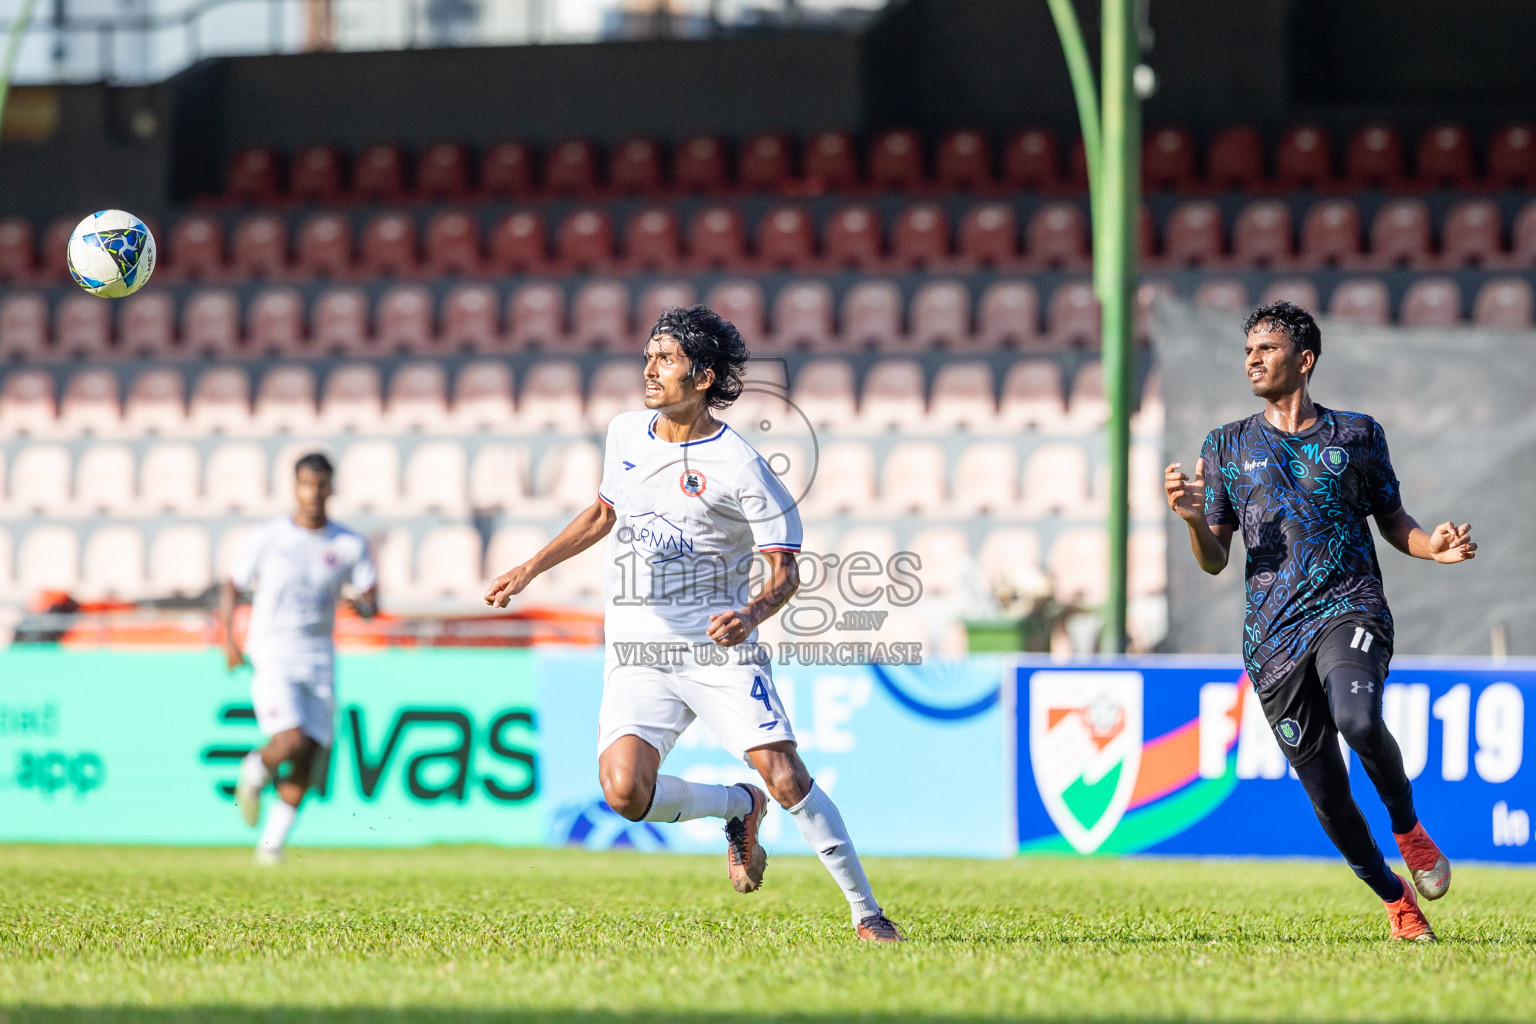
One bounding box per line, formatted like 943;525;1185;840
258;799;298;852
788;783;880;926
241;751;271;789
642;776;750;823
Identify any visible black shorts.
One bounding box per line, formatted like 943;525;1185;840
1255;615;1393;767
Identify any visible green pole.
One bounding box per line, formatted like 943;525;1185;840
1098;0;1139;654
1045;0;1104;299
0;0;40;141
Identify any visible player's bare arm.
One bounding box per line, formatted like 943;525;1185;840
707;549;800;646
1165;460;1234;574
341;587;381;618
217;578;247;671
1375;507;1477;564
484;499;617;607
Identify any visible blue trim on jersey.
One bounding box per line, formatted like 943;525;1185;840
597;491;614;507
757;544;802;553
646;413;728;447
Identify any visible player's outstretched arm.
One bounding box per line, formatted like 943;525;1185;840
484;499;617;608
217;579;247;671
707;550;800;647
1375;507;1477;564
1165;460;1233;575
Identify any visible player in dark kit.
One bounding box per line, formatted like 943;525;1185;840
1165;301;1476;942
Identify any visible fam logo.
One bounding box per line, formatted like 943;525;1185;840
679;469;707;497
1029;671;1143;854
1320;447;1349;474
323;549;340;569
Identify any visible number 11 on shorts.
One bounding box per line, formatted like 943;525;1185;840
1350;626;1374;652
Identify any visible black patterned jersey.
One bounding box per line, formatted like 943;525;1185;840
1200;407;1402;690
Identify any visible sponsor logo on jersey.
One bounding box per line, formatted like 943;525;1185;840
1320;446;1349;474
1029;671;1143;854
1243;458;1269;472
679;470;707;497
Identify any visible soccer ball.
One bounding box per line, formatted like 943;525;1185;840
66;210;156;298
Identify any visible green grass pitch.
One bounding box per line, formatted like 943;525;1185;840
1;845;1533;1023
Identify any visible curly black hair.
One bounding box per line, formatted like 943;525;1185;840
647;305;748;409
1243;300;1322;374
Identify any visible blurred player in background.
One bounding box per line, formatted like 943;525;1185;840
1166;301;1475;941
485;306;904;942
220;452;378;865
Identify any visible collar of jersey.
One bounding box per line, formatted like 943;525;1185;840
647;413;728;446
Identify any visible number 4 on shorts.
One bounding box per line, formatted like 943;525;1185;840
750;675;773;712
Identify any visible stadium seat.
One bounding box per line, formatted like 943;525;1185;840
909;281;972;349
1049;527;1111;606
376;286;435;353
929;361;995;430
1473;278;1535;328
705;281;766;344
1508;202;1536;266
1132;369;1165;435
1439;200;1502;267
556;209;615;272
869;129;925;191
484;523;547;582
586;359;644;433
311;288;370;356
545;140;599;197
1194;278;1250;311
841;281;903;350
489;211;549;274
858;358;925;432
519;360;585;432
353;145;408;203
359;213;418;277
803;131;858;190
1369;199;1433;268
252;364;319;434
403;441;469;516
1327;278;1392;325
139;442;200;514
952;442;1019;514
633;284;693;335
1025;203;1089;270
480;141;535;197
572;281;632;350
1135;280;1175;344
770;281;835;350
188;367;251;435
422;210;482;276
688;206;748;270
54;294;113;360
417;142;470;200
1129;527;1167;600
226;147;281;203
470;444;531;511
978;281;1043;348
890;204;951;269
1299;200;1363;268
39;218;73;282
442;284;500;351
295;214;354;279
881;442;947;515
957;204;1020;268
936;130;993;191
0;217;34;282
1231;200;1294;268
1127;444;1166;520
755;206;816;270
801;441;877;516
1161;201;1224;267
332;440;401;514
1260;278;1321;312
75;444;136;515
16;524;78;594
1399;278;1463;327
118;293;176;358
289;145;344;203
537;440;603;512
124;367;186;435
674;136;729;194
1488;124;1536;189
319;363;385;433
229;215;288;279
205;442;268;513
7;445;71;515
1064;361;1107;433
610;137;664;195
1021;443;1093;518
1048;281;1100;348
386;360;451;433
167;216;225;281
370;525;413;599
80;525;144;598
1415;123;1475;189
1207;126;1265;190
0;369;56;436
1275;125;1333;190
1143;127;1197;192
508;284;566;350
907;527;974;599
1002;129;1060;191
740;134;791;192
624;208;682;271
181;290;240;358
977;527;1045;593
999;360;1066;431
791;358;857;430
1345;124;1404;189
148;524;213;597
59;368;122;436
0;293;48;361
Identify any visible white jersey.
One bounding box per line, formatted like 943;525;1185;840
598;410;802;643
229;516;377;662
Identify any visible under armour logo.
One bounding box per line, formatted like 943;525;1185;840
1350;680;1374;694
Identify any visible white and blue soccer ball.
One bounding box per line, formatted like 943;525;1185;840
66;209;156;298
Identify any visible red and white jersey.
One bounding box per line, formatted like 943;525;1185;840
598;410;802;643
230;516;376;661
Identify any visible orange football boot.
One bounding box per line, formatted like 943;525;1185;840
1394;821;1452;900
725;784;769;893
1384;872;1437;942
856;913;907;943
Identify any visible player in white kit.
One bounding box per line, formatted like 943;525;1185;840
485;306;903;942
220;452;378;864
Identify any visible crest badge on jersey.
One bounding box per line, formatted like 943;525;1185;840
679;470;707;497
1320;446;1349;474
1029;671;1143;855
324;550;340;568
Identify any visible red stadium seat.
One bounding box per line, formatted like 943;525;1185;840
54;294;112;360
571;281;631;350
0;293;48;361
1161;201;1224;267
1488;124;1536;189
1207;126;1265;190
823;205;883;269
377;286;434;353
1507;201;1536;266
859;359;926;432
119;292;176;358
441;284;500;351
1275;125;1332;190
1048;281;1100;348
188;366;251;435
1026;202;1089;269
1473;278;1535;327
1327;279;1391;325
182;290;240;357
1440;200;1502;267
909;281;971;348
423;210;482;276
1135;280;1175;344
226;147;280;203
1260;278;1322;313
890;204;950;269
1299;200;1362;268
0;367;56;435
687;206;748;270
771;281;835;350
0;217;34;282
519;362;585;433
488;211;548;274
247;288;307;357
229;215;287;279
936;130;992;191
1399;278;1462;327
359;213;418;277
740;134;791;192
454;361;516;431
290;146;344;204
252;365;318;434
311;288;370;355
755;205;816;270
60;369;122;437
480;141;535;197
354;145;408;203
882;444;948;515
318;363;385;433
555;209;615;272
978;281;1042;348
1369;199;1433;269
624;208;682;271
1194;279;1250;311
417;142;469;200
124;367;186;436
1143;127;1197;192
1344;123;1404;190
791;358;857;430
868;129;925;191
803;131;858;190
1231;200;1294;268
930;363;996;431
956;203;1019;268
39;218;73;282
636;282;696;329
705;281;766;344
1415;124;1475;189
545;140;599;197
1002;129;1060;191
674;136;729;194
166;216;224;281
609;137;664;195
387;361;451;433
295;213;354;278
508;284;565;350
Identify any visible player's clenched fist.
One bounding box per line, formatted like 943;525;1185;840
1165;460;1208;523
484;563;537;608
707;609;755;646
1427;521;1477;563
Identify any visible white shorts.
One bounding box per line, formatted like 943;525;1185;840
598;648;795;765
250;654;336;747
